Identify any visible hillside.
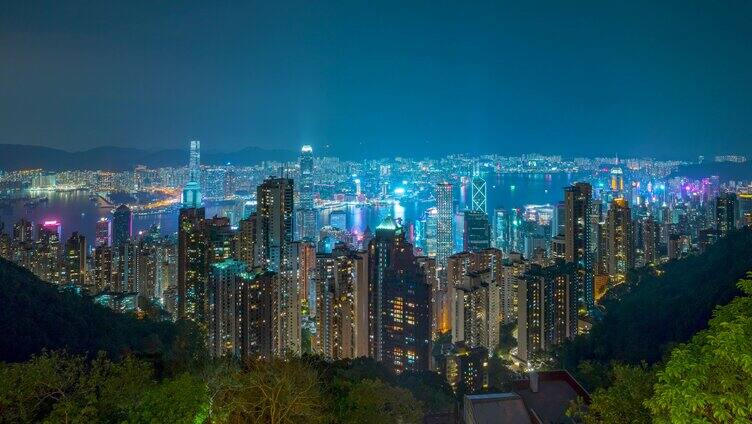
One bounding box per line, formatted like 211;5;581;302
561;227;752;367
0;144;296;171
0;258;202;364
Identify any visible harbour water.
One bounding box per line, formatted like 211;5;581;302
0;173;584;249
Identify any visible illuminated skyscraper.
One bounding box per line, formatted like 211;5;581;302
63;232;86;286
13;219;33;243
255;177;299;355
237;214;257;266
716;193;738;237
564;182;593;310
640;217;659;265
605;198;634;284
517;262;577;362
93;245;113;291
299;145;317;241
183;140;202;208
368;216;431;373
178;206;208;321
463;210;491;252
435;182;454;268
207;259;247;357
189;140;201;182
112;205;132;246
452;269;499;353
95;217;111;247
471;164;487;214
35;220;61;283
313;244;366;360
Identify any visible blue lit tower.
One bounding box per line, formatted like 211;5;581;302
435;182;454;268
471;163;487;214
178;140;208;322
182;140;202;208
299;145;316;241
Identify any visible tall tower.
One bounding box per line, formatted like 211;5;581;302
95;217;111;247
564;182;593;310
255;177;299;355
435;182;454;268
299;145;317;241
112;205;132;246
605;198;634;284
178;141;208;322
183;140;202;208
367;216;430;373
716;193;737;237
471;163;487;214
189;140;201;182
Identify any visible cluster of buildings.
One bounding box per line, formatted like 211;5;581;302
1;141;751;395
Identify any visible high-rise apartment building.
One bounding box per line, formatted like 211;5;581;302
63;231;86;286
436;182;454;268
112;204;132;247
716;193;738;237
517;262;577;362
605;198;634;283
564;182;593;309
368;216;431;373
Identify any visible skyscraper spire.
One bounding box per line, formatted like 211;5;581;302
183;140;202;208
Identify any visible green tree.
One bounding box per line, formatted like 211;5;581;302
340;378;423;424
0;351;153;424
568;362;656;424
647;274;752;423
212;358;328;424
124;373;208;424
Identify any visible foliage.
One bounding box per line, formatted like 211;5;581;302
339;378;424;424
646;273;752;423
568;362;656;424
0;351;156;423
0;258;207;370
212;358;328;424
560;228;752;367
497;322;516;355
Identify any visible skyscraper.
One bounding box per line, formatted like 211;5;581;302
368;216;431;373
641;217;659;265
471;164;487;214
517;262;577;362
605;198;634;284
255;177;299;355
564;182;593;310
112;205;132;246
299;145;317;241
716;193;738;237
313;244;366;360
255;177;294;272
436;182;454;268
178;140;211;322
207;259;247;357
463;210;491;252
95;217;111;247
63;232;86;286
178;206;207;321
189;140;201;182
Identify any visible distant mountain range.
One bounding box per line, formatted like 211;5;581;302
0;144;297;171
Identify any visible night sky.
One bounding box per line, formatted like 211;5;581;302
2;1;752;159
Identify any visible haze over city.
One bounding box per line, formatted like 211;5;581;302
2;1;752;158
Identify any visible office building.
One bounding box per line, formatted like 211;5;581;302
436;182;454;268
